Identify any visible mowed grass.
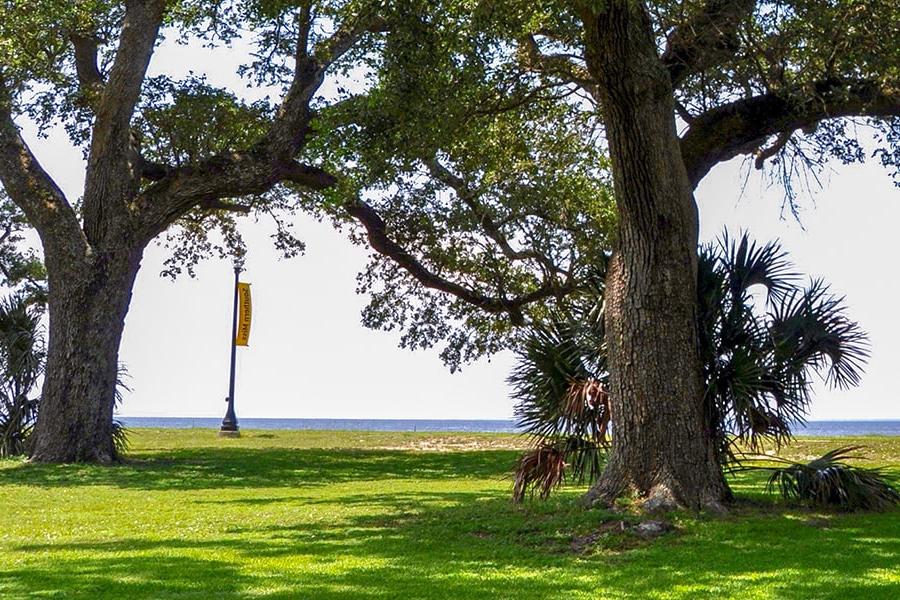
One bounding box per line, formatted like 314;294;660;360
0;430;898;599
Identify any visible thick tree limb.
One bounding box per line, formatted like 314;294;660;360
136;152;336;239
82;0;165;244
681;79;900;187
197;199;253;214
0;76;82;242
518;34;597;99
313;9;387;66
138;6;382;238
70;33;105;108
753;129;793;170
278;162;339;189
344;196;578;325
661;0;756;88
266;6;386;159
89;0;165;153
139;158;169;181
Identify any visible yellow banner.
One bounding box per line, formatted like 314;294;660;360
235;282;252;346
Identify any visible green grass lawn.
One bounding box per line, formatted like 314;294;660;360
0;430;898;599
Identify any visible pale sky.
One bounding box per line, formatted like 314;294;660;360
13;38;900;422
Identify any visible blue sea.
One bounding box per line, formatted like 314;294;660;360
119;417;900;436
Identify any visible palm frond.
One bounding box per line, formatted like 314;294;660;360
769;280;870;390
703;232;869;462
510;307;607;443
511;438;606;503
111;363;133;458
763;446;900;511
0;294;44;457
718;230;799;304
512;444;568;503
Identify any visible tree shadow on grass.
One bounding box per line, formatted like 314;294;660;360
3;447;898;598
0;554;253;600
0;447;521;491
246;492;900;598
9;485;900;599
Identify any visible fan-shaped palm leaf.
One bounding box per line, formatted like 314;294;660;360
764;446;900;510
0;294;44;457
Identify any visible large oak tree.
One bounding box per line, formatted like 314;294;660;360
327;0;900;510
2;1;897;515
572;0;898;510
0;0;387;461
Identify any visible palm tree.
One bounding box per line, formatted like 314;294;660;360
511;232;872;502
698;233;869;464
510;285;611;502
0;294;44;457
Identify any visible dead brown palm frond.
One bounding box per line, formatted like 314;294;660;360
512;444;568;503
563;378;610;445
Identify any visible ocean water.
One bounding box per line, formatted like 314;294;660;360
120;417;900;436
120;417;520;433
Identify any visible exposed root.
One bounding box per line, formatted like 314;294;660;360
641;484;680;513
583;463;730;515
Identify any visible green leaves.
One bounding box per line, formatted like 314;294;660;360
307;4;614;368
136;75;272;166
0;193;46;305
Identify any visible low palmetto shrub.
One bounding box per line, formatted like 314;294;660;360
510;281;610;502
510;232;884;507
763;446;900;511
0;294;44;457
697;232;869;466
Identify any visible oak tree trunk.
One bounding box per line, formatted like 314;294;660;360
581;2;730;510
28;243;143;463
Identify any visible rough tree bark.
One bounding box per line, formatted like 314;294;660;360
29;243;143;462
579;1;729;511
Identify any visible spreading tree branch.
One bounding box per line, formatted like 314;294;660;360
136;154;337;239
344;196;579;326
69;33;105;108
87;0;165;159
753;129;793;170
517;34;597;99
197;198;253;214
135;6;385;240
266;5;386;158
0;76;82;243
82;0;166;243
426;158;562;279
680;78;900;187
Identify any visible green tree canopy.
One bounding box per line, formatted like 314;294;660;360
0;0;616;460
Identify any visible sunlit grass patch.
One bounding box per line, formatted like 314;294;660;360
0;430;897;599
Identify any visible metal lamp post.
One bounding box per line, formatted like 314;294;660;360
220;264;241;436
